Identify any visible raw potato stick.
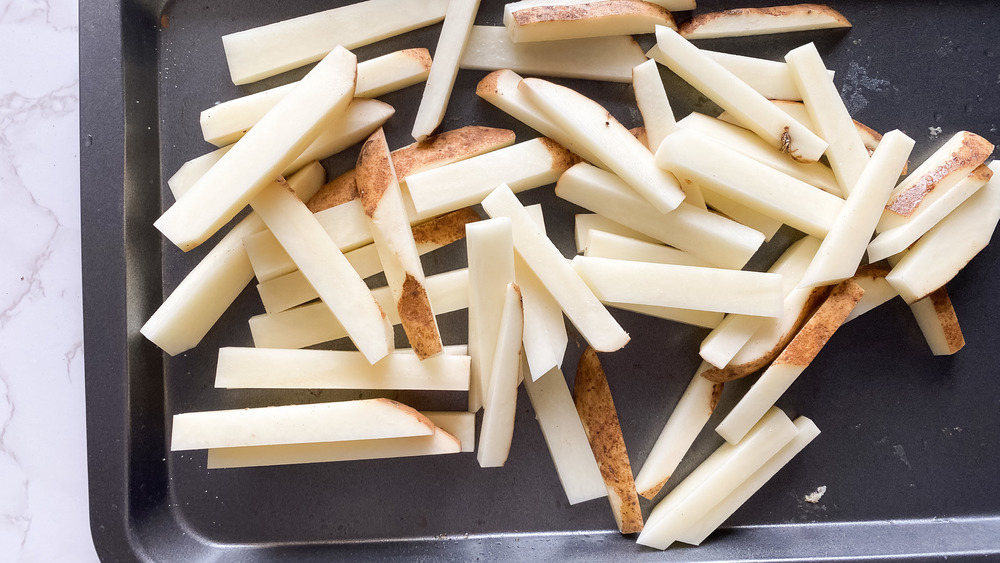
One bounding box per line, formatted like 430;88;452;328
842;265;896;323
878;132;994;231
155;47;358;251
654;26;828;163
478;283;524;468
523;363;607;504
634;362;725;499
584;231;712;268
140;163;325;355
201;49;431;146
658;128;844;238
249;269;469;350
466;218;516;412
868;165;992;262
460;26;646;83
574;347;643;534
797;130;914;289
519;77;686;214
605;303;724;330
206;426;461;470
678;416;821;546
504;0;676;43
250;178;394;365
702;188;784;242
406;137;581;220
631;58;678;152
785;42;870;195
676;112;842;197
556;162;765;270
357;128;442;359
308;127;517;212
715;279;865;444
222;0;449;84
476;69;605;166
646;46;834;102
679;4;851;39
482;185;630;353
572;256;785;317
412;0;481;141
637;407;800;550
171;398;434;451
575;214;660;252
214;347;470;391
169;99;395;199
908;287;965;355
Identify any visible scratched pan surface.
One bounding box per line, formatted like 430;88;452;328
81;0;1000;560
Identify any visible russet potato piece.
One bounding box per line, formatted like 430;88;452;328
505;0;676;43
574;347;644;534
222;0;449;84
477;283;524;468
679;3;850;39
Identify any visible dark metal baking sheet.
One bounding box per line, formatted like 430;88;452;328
82;0;1000;560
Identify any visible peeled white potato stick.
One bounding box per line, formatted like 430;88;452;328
169;99;395;200
637;407;800;550
868;165;992;262
222;0;449;84
716;279;865;444
515;211;569;380
206;426;461;470
785;42;870;195
574;347;644;534
155;47;358;251
215;347;470;391
678;4;851;39
585;231;712;268
654;26;828;163
250;268;469;350
476;69;605;166
886;162;1000;303
632;59;678;153
908;287;965;356
646;46;833;102
878;131;994;232
572;256;784;317
140;163;325;356
606;303;725;330
201;49;431;146
519;77;686;214
678;416;821;546
658;129;844;238
478;283;524;468
171;398;434;451
461;25;646;83
556;163;765;270
575;214;660;252
406;137;580;220
412;0;481;141
357;128;442;359
467;218;516;412
523;363;607;505
257;208;479;314
482;185;630;352
504;0;676;43
676;112;841;197
797;130;914;289
634;362;725;499
250;178;393;365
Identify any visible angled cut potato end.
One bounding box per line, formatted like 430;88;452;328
680;4;851;39
505;0;677;43
574;347;643;534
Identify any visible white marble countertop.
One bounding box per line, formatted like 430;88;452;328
0;0;99;560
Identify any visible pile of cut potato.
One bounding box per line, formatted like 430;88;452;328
147;0;999;551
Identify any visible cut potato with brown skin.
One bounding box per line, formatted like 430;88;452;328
307;125;516;213
574;347;643;534
910;287;965;355
505;0;677;43
679;4;851;39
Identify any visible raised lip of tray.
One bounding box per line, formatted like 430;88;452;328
79;0;1000;560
